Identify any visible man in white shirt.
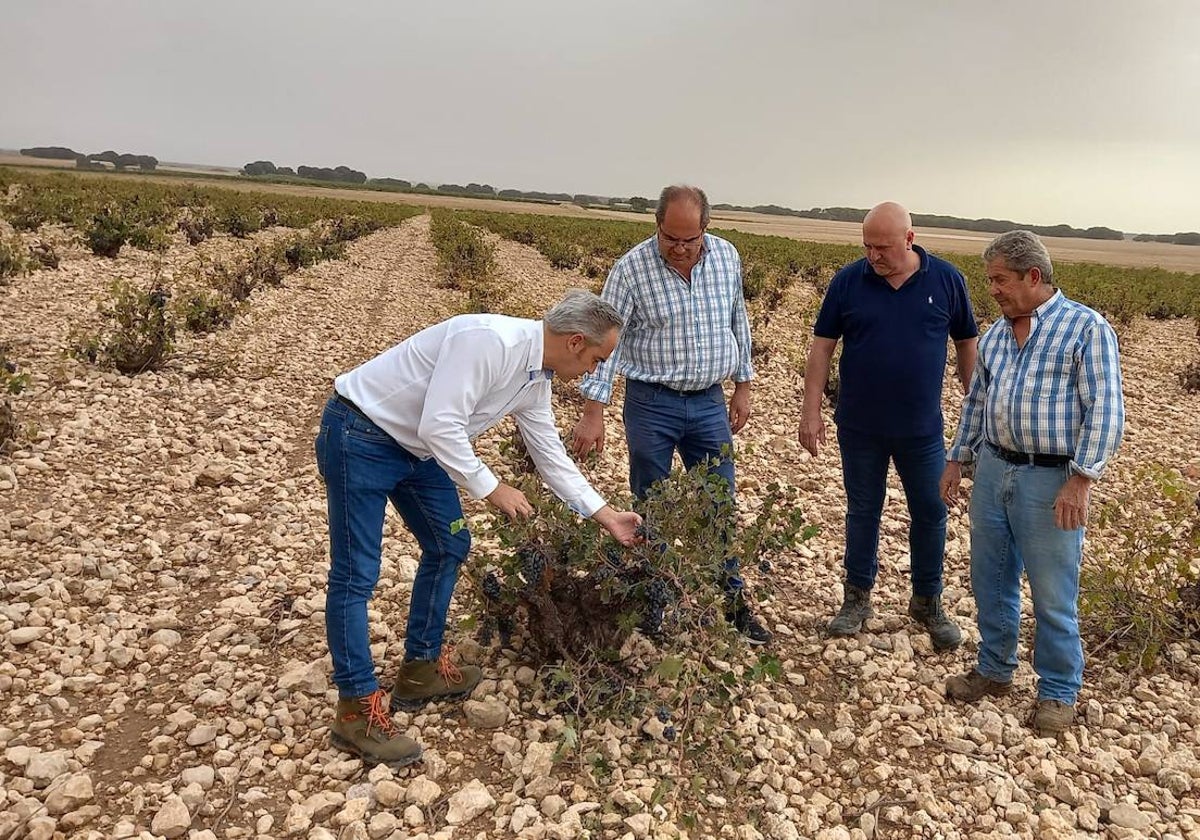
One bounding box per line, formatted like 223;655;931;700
316;290;643;766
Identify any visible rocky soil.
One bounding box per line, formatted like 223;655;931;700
2;217;1200;840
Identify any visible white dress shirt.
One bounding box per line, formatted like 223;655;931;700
335;314;606;517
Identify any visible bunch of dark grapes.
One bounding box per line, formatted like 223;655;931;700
482;571;502;601
518;547;546;589
639;578;671;636
497;616;514;649
148;287;170;310
476;615;496;646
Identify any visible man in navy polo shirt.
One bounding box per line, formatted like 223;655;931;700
798;202;978;650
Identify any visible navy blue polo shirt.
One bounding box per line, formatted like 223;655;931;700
813;245;978;437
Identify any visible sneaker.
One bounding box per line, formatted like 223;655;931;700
1030;699;1075;736
726;605;772;646
390;650;482;712
945;669;1012;703
330;689;422;767
827;584;873;637
908;594;963;651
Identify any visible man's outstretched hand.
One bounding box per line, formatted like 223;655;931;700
593;506;644;547
486;483;533;519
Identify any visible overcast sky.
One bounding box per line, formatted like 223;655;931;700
2;1;1197;233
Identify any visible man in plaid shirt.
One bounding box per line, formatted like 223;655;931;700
941;230;1125;736
570;184;769;644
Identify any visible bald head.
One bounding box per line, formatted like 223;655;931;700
862;201;913;239
861;201;918;282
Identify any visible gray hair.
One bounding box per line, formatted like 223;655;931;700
544;289;623;344
983;230;1054;285
655;184;711;228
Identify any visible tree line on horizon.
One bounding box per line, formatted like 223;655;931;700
13;147;1192;242
20;146;157;172
238;160;1197;243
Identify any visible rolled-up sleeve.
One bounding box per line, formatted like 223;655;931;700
731;251;754;383
948;360;990;463
1070;319;1124;479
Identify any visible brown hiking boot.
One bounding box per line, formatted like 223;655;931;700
390;649;482;712
330;689;422;767
945;669;1013;703
1030;699;1075;736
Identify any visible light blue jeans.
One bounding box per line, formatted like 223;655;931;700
969;445;1085;704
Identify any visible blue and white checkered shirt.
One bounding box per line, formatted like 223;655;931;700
948;290;1124;479
579;233;754;404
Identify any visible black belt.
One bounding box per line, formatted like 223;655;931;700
334;392;374;423
635;380;717;398
988;443;1071;468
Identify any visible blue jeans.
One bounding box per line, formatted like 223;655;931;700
969;445;1084;704
623;379;741;591
837;426;947;597
315;396;471;699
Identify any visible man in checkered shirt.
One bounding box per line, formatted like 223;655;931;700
570;184;770;645
941;229;1125;736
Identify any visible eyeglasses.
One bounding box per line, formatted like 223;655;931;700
657;226;705;248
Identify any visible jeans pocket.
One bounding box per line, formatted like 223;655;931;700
345;413;394;443
314;425;329;480
626;381;658;406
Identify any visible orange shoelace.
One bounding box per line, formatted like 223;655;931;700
364;689;399;736
437;645;464;686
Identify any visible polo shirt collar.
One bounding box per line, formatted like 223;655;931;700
863;244;928;285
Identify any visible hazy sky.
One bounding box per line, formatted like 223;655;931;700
3;1;1198;233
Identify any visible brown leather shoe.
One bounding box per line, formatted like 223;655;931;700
1030;699;1075;736
945;669;1013;703
390;650;482;712
330;689;422;767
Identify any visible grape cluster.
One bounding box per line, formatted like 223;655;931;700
655;706;671;723
663;725;677;742
482;571;502;601
476;616;495;646
497;616;514;649
634;522;660;541
542;673;573;696
758;559;772;574
639;578;671;636
518;547;546;589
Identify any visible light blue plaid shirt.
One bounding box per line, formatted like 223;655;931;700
580;233;754;404
948;290;1124;479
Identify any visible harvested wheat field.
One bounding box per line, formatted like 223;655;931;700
3;210;1200;840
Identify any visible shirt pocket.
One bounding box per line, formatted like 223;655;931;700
1026;348;1076;403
